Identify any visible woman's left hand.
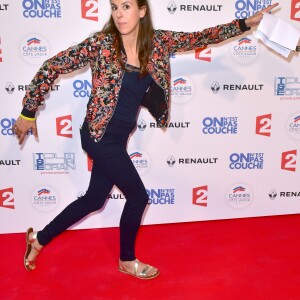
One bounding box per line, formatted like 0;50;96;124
245;3;279;28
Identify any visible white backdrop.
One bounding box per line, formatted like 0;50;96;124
1;0;300;234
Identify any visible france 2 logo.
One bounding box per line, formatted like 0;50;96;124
56;115;72;138
192;186;208;207
291;0;300;21
256;114;272;137
281;150;297;172
81;0;99;21
0;187;15;209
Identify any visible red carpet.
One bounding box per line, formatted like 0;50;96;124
1;214;300;300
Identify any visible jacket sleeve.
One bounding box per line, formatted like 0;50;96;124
21;33;101;118
158;19;250;54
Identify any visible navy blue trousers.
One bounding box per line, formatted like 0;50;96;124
37;118;149;261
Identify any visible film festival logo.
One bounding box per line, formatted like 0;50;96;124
192;186;208;207
291;0;300;21
226;184;253;209
22;0;61;18
31;186;59;212
231;37;259;64
256;114;272;137
56;115;73;138
0;187;15;209
171;76;194;104
129;150;150;175
287;113;300;140
281;150;297;172
81;0;99;21
235;0;275;19
20;35;50;65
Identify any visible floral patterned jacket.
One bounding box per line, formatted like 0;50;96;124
21;19;249;142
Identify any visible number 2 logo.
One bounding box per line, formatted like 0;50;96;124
291;0;300;21
0;188;15;209
81;0;99;22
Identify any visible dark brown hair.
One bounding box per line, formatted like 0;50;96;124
102;0;154;76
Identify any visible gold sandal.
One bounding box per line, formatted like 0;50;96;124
24;227;41;271
118;259;160;280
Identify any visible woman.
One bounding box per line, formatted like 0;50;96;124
14;0;279;279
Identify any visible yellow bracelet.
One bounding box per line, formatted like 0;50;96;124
20;114;36;121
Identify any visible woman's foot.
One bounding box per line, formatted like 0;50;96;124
24;228;43;271
119;259;160;280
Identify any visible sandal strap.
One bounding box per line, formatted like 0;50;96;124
134;259;154;277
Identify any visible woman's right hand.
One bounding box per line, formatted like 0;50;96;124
12;116;38;145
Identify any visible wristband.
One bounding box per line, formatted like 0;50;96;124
20;114;36;121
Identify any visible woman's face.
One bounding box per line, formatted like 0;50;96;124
110;0;146;37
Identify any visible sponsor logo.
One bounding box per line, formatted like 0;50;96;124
149;121;191;129
0;160;21;166
129;150;150;175
195;46;211;62
235;0;274;19
274;77;300;100
167;2;223;13
211;81;220;94
167;156;218;166
22;0;61;18
18;84;59;92
171;76;194;104
20;35;50;65
107;192;125;200
73;80;91;98
269;189;300;199
0;4;9;11
296;46;300;52
226;184;253;209
33;153;76;174
147;189;175;205
167;156;176;167
31;186;58;211
5;82;15;94
287;113;300;140
167;1;177;14
269;189;277;200
202;117;238;134
56;115;73;138
192;186;208;207
211;81;264;93
256;114;272;137
137;119;147;131
229;153;264;170
231;37;259;64
1;118;33;136
278;191;300;198
281;150;297;172
81;0;98;21
291;0;300;21
0;187;15;209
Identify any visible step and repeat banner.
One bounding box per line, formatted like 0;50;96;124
1;1;300;234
